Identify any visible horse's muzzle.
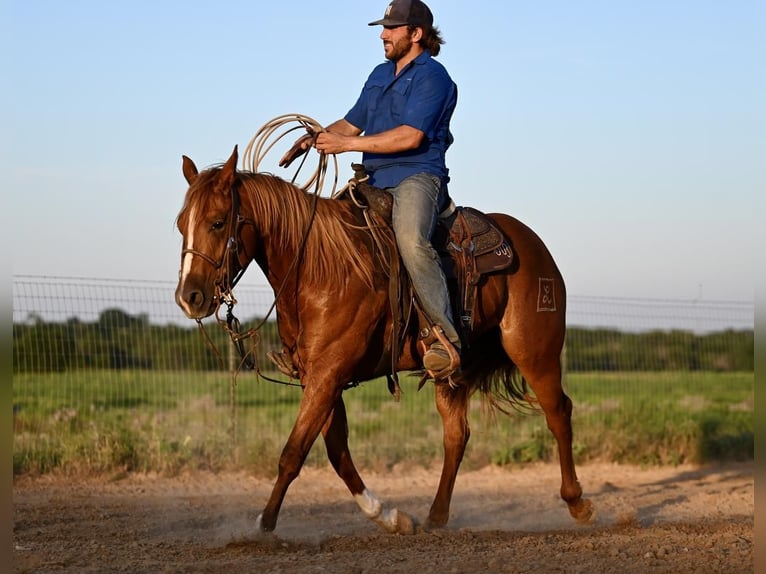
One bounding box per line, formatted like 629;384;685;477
175;277;216;319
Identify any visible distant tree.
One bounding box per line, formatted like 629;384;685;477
12;322;75;372
98;308;143;332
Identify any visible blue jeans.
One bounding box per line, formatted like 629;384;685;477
389;173;460;347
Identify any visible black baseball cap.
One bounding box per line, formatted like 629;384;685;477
368;0;433;28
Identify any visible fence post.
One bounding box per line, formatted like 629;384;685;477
228;342;239;463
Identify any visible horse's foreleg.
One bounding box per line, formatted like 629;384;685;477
256;385;338;532
526;369;594;524
321;396;416;534
427;383;470;529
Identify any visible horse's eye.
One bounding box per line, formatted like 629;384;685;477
211;220;225;231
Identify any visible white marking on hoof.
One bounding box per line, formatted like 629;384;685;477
353;489;413;534
354;489;383;519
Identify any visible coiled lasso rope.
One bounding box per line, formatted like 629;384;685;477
241;113;343;197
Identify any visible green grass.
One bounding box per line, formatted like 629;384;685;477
12;370;754;477
565;371;753;465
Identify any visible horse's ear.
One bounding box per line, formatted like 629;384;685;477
215;145;239;195
182;155;198;185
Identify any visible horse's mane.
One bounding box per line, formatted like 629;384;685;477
238;172;376;289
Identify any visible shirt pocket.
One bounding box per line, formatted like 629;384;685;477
366;79;387;113
390;79;412;120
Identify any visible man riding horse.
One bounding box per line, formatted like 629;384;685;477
174;1;593;533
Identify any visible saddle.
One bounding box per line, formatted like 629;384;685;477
437;206;514;330
344;170;514;364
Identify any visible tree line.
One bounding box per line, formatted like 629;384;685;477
13;308;754;373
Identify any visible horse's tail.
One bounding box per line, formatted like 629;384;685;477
461;328;538;415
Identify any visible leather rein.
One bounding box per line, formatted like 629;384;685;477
184;164;325;386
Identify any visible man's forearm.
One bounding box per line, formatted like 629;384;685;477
318;122;424;155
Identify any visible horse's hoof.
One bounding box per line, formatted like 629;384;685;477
395;511;417;535
424;514;449;531
255;513;276;533
569;498;595;524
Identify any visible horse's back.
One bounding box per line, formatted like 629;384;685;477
480;212;566;362
487;213;563;282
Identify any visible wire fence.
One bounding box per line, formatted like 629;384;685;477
12;276;755;475
12;275;754;332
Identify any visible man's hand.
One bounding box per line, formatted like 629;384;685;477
314;131;348;155
279;132;315;168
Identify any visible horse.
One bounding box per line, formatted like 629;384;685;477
175;146;593;534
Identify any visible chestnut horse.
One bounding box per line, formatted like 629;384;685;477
175;146;593;534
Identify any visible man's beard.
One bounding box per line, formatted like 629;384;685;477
385;35;413;62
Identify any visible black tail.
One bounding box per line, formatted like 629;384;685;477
458;328;538;415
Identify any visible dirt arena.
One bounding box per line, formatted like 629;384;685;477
14;461;753;573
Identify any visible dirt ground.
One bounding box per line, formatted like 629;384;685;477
13;461;753;573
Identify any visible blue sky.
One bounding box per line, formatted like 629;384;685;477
3;1;763;303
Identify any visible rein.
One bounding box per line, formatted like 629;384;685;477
188;122;331;387
225;167;326;377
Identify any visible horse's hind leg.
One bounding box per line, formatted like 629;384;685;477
427;382;470;528
522;362;594;523
322;396;416;534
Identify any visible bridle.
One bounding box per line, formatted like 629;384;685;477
182;181;253;294
181;181;257;368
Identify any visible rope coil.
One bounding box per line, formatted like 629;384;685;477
242;113;342;197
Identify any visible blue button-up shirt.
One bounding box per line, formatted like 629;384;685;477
344;51;458;189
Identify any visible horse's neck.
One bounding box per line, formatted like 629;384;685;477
241;176;306;289
241;173;377;296
249;224;299;292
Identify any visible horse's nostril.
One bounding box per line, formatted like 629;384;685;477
188;290;203;307
176;283;207;317
185;289;209;313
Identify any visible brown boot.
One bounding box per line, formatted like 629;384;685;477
423;340;461;377
423;342;451;372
